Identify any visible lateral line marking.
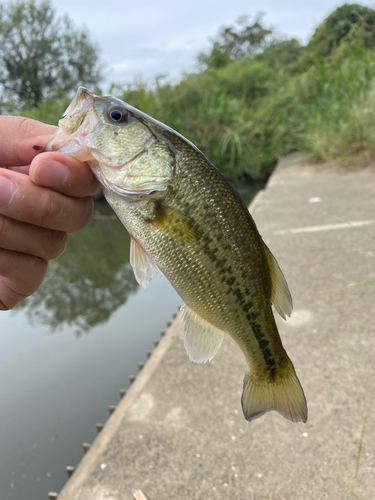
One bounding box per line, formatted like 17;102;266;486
274;220;375;235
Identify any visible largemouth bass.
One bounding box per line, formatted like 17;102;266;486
46;87;307;423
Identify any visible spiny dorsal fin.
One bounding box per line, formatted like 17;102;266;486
262;242;293;319
181;303;224;363
130;237;159;288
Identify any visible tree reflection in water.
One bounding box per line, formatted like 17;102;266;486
16;201;139;334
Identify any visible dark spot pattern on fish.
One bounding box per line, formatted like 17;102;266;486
242;302;253;313
216;259;228;272
249;319;276;370
200;236;222;265
233;287;245;305
246;311;259;322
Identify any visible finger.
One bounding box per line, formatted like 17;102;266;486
5;166;30;174
0;249;47;309
0;116;57;167
30;152;101;198
0;280;28;310
0;170;93;233
0;215;67;260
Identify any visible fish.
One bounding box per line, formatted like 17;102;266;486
46;87;307;423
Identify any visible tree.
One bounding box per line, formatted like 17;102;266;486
198;14;274;69
0;0;101;109
306;4;375;59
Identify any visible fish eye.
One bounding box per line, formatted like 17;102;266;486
107;106;128;123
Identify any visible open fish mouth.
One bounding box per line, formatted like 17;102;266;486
45;87;100;160
62;87;94;122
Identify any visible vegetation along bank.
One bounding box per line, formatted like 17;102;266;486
3;1;375;182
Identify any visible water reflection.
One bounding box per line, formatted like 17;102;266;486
16;201;139;334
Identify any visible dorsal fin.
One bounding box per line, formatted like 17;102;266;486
130;237;159;288
181;303;224;363
262;242;293;319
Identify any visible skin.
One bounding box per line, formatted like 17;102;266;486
0;116;101;310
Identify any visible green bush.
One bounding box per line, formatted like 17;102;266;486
17;4;375;180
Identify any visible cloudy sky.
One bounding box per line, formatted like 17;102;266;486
50;0;373;87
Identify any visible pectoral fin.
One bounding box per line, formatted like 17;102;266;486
130;237;159;288
150;204;201;244
263;242;293;319
181;304;224;363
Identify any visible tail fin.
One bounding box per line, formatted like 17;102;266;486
241;358;307;423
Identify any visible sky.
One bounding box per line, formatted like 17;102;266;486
48;0;374;87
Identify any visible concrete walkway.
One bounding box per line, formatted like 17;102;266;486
56;156;375;500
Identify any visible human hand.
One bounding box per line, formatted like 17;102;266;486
0;116;101;310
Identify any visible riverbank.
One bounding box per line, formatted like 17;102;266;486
53;155;375;500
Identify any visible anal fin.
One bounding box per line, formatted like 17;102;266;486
181;304;224;363
130;237;159;288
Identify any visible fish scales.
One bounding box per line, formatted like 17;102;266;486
126;140;282;369
46;87;307;423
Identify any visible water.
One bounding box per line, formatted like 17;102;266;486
0;184;262;499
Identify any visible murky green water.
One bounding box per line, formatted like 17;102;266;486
0;183;262;499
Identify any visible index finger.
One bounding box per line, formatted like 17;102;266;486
0;116;57;167
30;152;102;198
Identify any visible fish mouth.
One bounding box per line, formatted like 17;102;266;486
45;87;99;160
62;87;94;122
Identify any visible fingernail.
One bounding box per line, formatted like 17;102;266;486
32;160;69;187
0;177;17;208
